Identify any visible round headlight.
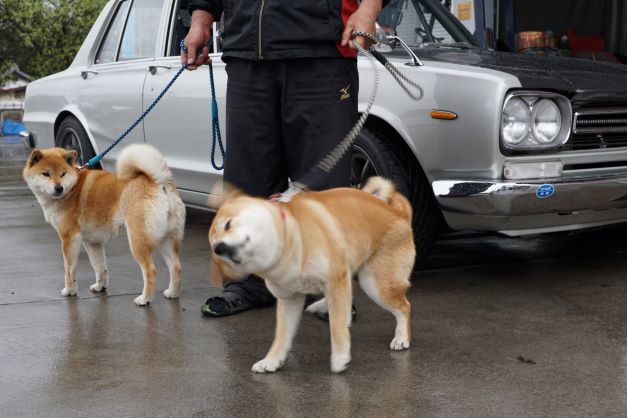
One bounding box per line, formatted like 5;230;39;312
532;98;561;143
502;98;530;145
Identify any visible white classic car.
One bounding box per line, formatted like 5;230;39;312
24;0;627;262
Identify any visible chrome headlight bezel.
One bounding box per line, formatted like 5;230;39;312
500;91;572;151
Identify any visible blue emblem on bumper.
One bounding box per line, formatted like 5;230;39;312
536;184;555;198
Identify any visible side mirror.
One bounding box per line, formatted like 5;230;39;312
374;23;395;53
373;23;423;67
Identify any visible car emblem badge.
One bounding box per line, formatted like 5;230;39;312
536;184;555;199
340;85;350;100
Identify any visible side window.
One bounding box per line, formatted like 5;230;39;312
119;0;165;61
95;0;164;64
169;0;192;56
169;0;223;56
96;0;131;64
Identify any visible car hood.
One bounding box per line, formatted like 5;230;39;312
390;47;627;103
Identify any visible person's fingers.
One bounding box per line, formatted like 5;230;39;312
341;24;353;47
355;35;365;50
199;46;210;64
187;44;198;65
180;47;188;65
188;46;211;70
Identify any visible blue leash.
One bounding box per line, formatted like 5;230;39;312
82;43;224;170
207;57;225;170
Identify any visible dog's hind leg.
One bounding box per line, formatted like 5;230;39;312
84;242;109;293
358;244;413;350
158;236;182;299
252;294;305;373
327;268;353;373
60;235;81;296
127;226;157;306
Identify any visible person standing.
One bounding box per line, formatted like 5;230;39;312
182;0;385;317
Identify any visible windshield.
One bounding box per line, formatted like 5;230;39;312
377;0;477;47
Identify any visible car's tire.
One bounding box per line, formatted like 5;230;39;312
351;128;442;264
55;116;99;168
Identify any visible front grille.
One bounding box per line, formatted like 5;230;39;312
573;107;627;134
568;106;627;151
569;132;627;150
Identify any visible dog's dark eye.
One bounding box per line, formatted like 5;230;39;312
60;172;66;177
42;172;50;177
225;219;231;231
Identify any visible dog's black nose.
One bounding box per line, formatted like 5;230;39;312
54;184;64;194
213;241;231;256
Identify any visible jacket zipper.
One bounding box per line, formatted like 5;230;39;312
258;0;266;59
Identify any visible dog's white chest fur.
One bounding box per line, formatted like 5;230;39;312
38;198;63;227
266;252;329;297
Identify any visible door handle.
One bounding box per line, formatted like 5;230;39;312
148;65;172;75
80;70;99;79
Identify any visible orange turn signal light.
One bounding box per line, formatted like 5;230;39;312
431;110;458;120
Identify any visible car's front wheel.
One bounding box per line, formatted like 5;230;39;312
351;128;442;264
55;116;99;168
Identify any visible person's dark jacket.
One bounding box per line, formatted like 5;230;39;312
188;0;364;60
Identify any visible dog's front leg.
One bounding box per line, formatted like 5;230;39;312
327;270;353;373
252;294;305;373
60;234;81;296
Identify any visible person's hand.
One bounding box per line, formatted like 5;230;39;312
341;0;382;51
182;9;214;70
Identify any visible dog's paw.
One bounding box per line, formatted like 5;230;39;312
60;286;77;297
305;298;328;315
90;283;107;293
251;357;283;373
330;353;351;373
163;289;179;299
134;295;151;306
390;336;410;351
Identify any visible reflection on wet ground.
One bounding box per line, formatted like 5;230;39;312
3;163;627;417
424;225;627;272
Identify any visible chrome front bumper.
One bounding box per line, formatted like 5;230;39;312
432;174;627;217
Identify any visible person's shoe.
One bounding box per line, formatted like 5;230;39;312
201;292;258;317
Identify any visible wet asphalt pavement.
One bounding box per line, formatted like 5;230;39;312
3;148;627;417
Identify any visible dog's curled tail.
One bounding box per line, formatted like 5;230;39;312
362;176;413;222
116;144;172;185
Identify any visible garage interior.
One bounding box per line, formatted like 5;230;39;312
465;0;627;63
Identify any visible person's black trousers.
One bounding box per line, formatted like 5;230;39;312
220;57;359;303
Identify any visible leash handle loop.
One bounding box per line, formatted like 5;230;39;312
208;61;225;170
181;39;224;170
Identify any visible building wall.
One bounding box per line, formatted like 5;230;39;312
0;90;26;123
0;89;26;105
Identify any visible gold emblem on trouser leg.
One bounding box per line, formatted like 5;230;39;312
340;84;350;100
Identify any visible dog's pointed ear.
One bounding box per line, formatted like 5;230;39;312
63;150;78;167
208;180;244;209
27;149;44;167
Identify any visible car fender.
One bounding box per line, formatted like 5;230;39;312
358;56;522;184
54;105;100;156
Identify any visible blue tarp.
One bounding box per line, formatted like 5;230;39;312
2;119;26;136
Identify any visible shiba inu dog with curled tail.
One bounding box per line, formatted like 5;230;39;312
23;144;185;306
209;176;415;373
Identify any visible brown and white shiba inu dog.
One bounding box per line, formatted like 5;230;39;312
209;177;415;373
23;144;185;306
